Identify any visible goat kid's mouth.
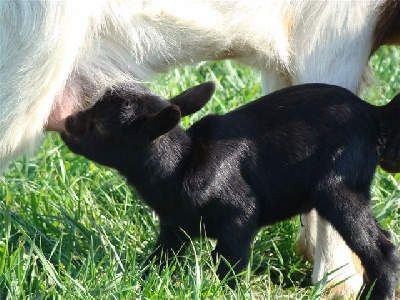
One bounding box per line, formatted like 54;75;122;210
61;115;88;154
63;114;90;136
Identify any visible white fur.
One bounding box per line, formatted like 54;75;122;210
0;0;392;297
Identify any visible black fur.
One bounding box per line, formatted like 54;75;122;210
62;82;400;299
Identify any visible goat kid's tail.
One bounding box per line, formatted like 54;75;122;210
379;93;400;173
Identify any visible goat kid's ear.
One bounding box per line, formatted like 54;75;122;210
169;81;215;117
141;105;181;140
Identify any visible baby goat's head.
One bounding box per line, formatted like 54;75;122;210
61;81;215;169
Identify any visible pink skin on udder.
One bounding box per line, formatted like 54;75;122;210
45;91;76;132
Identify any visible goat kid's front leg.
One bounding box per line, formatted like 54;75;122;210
211;218;256;289
145;224;188;275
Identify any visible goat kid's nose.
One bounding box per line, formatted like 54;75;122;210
65;115;87;136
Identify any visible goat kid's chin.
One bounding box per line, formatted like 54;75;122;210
61;132;110;169
60;131;85;156
61;129;125;171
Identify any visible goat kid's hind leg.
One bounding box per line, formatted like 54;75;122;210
298;210;363;299
313;217;364;299
315;189;398;300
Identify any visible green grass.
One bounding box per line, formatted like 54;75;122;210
1;46;399;299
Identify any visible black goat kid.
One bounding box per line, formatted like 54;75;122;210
61;82;399;299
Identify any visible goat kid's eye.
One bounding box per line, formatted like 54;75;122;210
122;99;135;111
88;120;106;134
95;121;107;133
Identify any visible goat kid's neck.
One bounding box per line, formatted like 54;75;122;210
120;127;192;205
